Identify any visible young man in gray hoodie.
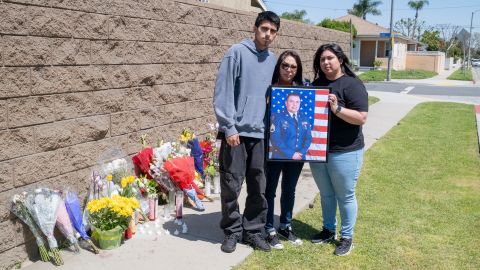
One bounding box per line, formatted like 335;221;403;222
213;11;280;253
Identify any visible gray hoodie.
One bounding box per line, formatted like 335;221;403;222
213;38;277;139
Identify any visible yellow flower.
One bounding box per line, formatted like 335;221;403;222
106;174;113;181
179;128;195;143
120;175;135;188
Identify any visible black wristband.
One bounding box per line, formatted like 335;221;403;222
335;106;342;114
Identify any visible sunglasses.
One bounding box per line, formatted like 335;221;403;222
281;63;298;71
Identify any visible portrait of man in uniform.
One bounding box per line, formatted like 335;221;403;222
268;87;330;162
269;91;313;160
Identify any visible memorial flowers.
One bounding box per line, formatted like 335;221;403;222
25;188;63;265
55;200;80;253
64;191;99;254
11;193;50;262
87;195;140;231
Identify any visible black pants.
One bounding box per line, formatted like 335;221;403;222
219;136;267;236
265;161;304;233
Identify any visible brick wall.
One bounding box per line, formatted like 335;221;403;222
0;0;349;267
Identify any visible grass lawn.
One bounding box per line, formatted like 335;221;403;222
359;70;437;82
368;96;379;106
237;102;480;269
447;68;473;81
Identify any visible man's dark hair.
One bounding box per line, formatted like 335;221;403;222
286;92;300;100
255;11;280;30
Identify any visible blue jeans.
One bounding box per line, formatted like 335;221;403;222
310;148;364;239
264;161;304;233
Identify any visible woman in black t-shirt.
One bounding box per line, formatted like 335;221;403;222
309;43;368;256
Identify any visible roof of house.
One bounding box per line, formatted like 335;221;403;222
335;14;420;44
336;14;388;36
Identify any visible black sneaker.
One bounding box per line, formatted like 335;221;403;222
244;232;271;252
266;231;284;250
335;237;354;256
221;233;239;253
278;227;303;245
311;227;336;244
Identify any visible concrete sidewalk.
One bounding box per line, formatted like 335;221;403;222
390;65;476;87
20;92;450;270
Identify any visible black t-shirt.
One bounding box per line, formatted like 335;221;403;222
312;75;368;153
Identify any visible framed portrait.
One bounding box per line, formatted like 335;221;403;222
267;86;331;162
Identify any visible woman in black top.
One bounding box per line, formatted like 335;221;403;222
309;43;368;256
265;50;307;249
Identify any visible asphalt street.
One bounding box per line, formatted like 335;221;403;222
365;67;480;104
366;82;480;96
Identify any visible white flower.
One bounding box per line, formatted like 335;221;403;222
12;194;20;203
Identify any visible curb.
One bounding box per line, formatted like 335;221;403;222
476;105;480;154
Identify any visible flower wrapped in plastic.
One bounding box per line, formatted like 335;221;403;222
98;147;130;184
55;198;80;253
25;188;63;265
132;147;154;179
11;193;49;262
102;158;128;182
64;191;99;254
150;142;177;192
180;128;205;179
152;142;173;168
163;156;205;211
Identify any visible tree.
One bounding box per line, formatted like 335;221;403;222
318;19;357;37
280;9;313;24
394;18;426;39
420;30;440;51
435;24;461;57
408;0;429;39
471;32;480;58
348;0;383;20
394;18;414;37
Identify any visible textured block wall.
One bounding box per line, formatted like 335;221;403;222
0;0;349;267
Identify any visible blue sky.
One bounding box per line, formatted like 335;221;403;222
264;0;480;33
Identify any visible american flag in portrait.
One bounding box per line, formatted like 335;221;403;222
269;87;330;162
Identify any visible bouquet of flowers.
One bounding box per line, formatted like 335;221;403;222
11;193;49;262
163;156;205;211
181;128;205;179
64;191;99;254
55;199;80;253
132;146;154;179
119;175;137;198
25;188;63;265
136;176;158;198
102;158;129;183
86;195;140;231
200;137;219;179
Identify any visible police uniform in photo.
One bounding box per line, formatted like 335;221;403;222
270;110;312;160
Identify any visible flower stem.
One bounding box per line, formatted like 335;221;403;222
51;248;63;265
39;245;49;262
87;240;99;254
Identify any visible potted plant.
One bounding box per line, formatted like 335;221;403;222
373;59;383;70
87;195;139;249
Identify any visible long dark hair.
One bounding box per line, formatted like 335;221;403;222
313;43;357;81
271;50;303;85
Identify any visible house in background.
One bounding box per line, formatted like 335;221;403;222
196;0;267;12
335;15;423;70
